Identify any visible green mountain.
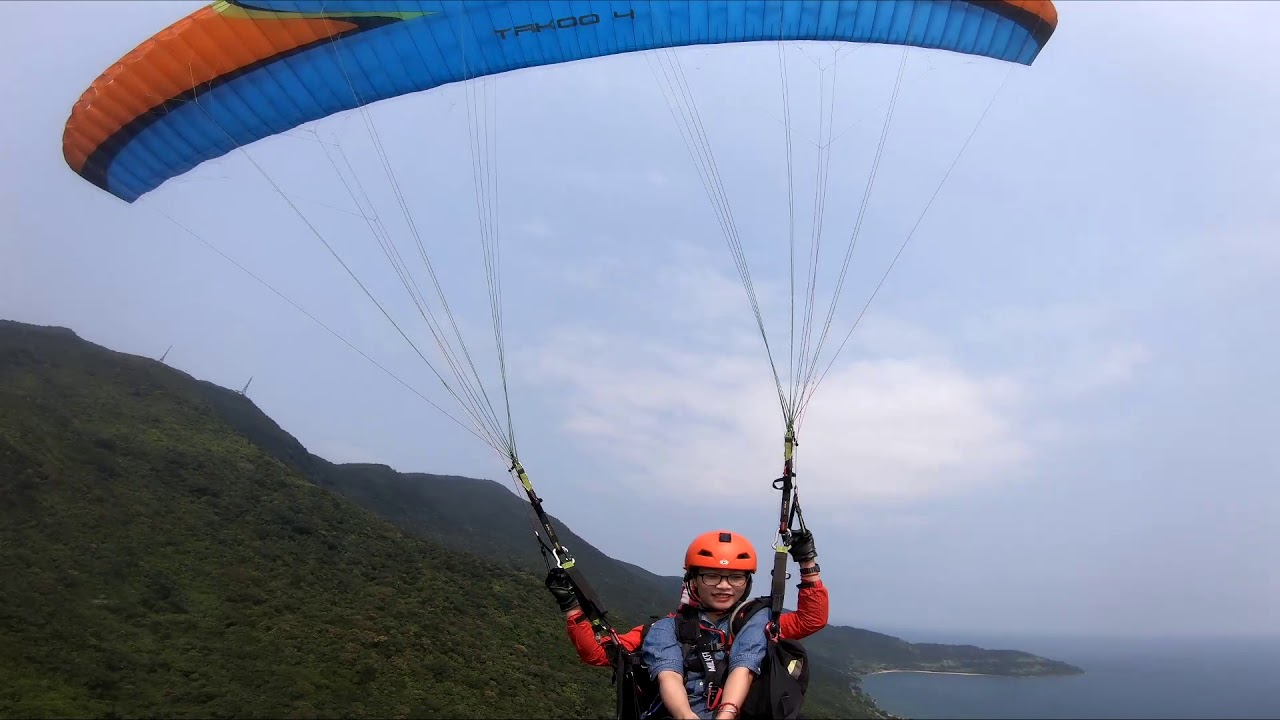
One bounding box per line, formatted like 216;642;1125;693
0;318;1081;719
803;624;1083;677
193;391;1081;680
0;319;885;719
301;467;1082;677
0;321;617;719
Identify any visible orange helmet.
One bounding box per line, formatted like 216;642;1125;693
684;530;757;573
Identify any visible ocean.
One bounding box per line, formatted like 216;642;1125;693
858;633;1280;719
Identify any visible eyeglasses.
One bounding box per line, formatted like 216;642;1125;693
696;572;749;587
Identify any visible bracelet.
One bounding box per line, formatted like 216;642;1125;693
799;563;821;576
716;702;740;718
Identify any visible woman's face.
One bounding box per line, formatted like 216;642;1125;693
692;570;750;612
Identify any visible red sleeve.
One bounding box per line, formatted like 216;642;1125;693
564;610;646;667
778;580;828;640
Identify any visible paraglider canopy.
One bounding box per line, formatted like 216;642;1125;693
63;0;1056;203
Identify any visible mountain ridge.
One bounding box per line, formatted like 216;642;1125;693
0;319;619;718
0;318;1081;719
170;321;1082;678
0;318;886;718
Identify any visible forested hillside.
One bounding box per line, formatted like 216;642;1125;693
0;321;621;718
0;320;887;719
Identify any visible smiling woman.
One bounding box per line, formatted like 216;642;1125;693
60;2;1058;718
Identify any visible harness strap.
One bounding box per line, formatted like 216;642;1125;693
678;609;727;710
672;598;772;711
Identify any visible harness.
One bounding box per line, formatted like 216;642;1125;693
619;596;772;719
674;597;771;711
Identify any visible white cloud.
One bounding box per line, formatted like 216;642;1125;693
843;312;950;359
1058;340;1153;395
646;168;670;187
521;267;1157;515
1220;229;1280;271
958;302;1156;400
658;260;763;330
1117;1;1280;85
527;326;1032;510
519;218;555;238
792;357;1031;503
1174;226;1280;293
959;302;1103;347
548;254;628;292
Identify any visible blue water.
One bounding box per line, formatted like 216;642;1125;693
859;633;1280;719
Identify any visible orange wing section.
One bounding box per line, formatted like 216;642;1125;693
1003;0;1059;30
62;3;355;176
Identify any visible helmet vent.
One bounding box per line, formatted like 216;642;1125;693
697;549;714;557
719;532;732;543
737;552;751;559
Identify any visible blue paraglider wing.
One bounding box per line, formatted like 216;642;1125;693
63;0;1058;202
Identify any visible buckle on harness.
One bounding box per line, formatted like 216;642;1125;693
706;683;724;711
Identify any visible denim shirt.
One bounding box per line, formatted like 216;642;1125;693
640;606;771;719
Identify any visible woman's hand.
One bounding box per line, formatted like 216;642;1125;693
544;568;579;614
788;529;817;563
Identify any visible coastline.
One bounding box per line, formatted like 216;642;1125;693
865;669;996;677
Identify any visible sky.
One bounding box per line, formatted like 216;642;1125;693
3;1;1278;640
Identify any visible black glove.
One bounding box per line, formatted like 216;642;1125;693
545;568;580;613
788;529;818;564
